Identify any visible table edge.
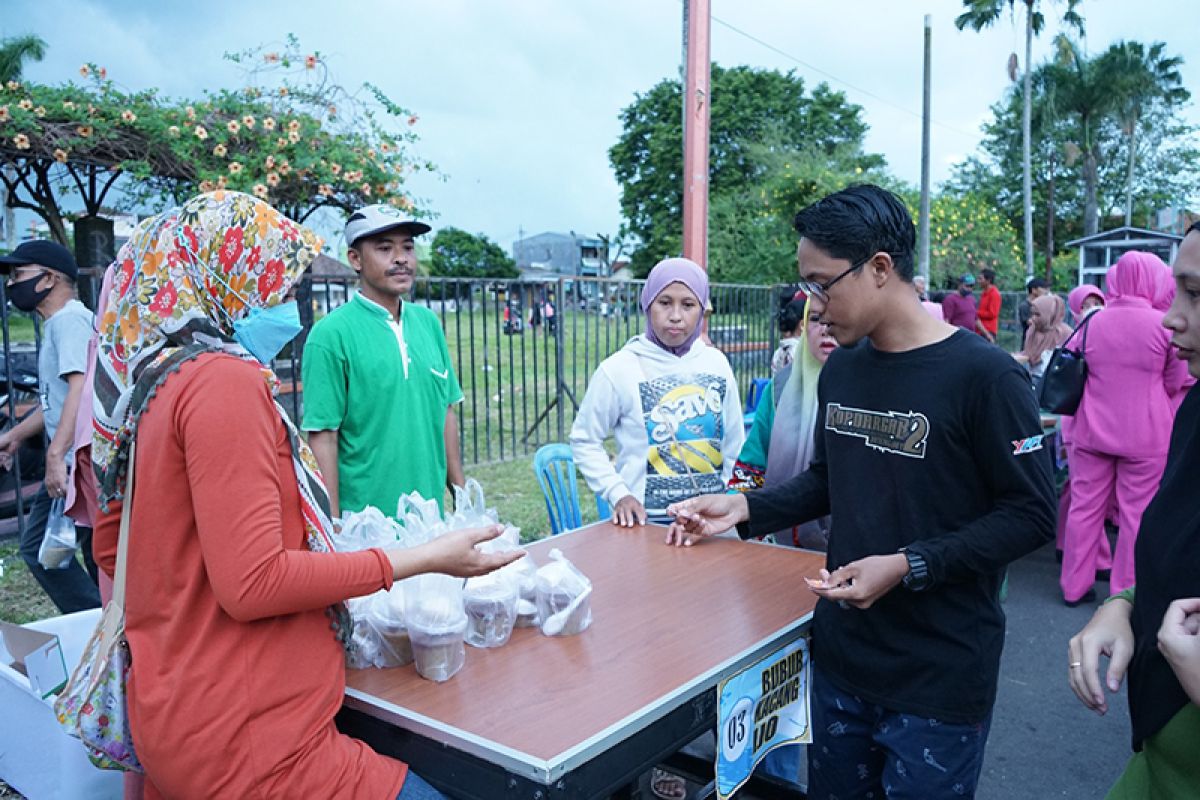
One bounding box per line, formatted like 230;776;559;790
345;609;815;784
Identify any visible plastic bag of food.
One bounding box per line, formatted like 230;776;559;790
535;548;593;637
405;573;467;682
397;492;447;546
335;506;403;552
38;498;77;570
446;478;498;530
364;584;415;666
345;592;384;669
339;504;427;669
463;572;518;648
495;547;539;627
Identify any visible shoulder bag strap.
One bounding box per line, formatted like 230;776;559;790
1059;311;1093;352
110;440;137;612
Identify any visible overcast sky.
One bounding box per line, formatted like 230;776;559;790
8;0;1200;254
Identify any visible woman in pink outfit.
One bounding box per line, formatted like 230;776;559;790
1060;251;1191;605
1067;284;1105;322
1054;285;1112;571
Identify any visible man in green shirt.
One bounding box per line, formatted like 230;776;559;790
303;204;465;516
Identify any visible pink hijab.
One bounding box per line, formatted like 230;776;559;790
1106;250;1167;306
1151;258;1176;312
1067;284;1105;319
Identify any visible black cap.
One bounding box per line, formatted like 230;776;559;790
0;240;79;280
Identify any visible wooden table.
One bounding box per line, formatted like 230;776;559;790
339;521;823;800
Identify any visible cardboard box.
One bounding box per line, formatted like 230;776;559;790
0;620;68;699
0;609;122;799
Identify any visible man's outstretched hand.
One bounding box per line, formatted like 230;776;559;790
664;493;749;546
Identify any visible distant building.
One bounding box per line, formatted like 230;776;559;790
512;231;610;307
514;231;607;282
1153;206;1199;237
309;253;356;314
1066;226;1183;290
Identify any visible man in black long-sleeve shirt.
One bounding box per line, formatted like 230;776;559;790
667;185;1055;799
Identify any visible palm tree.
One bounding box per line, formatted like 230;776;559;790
0;35;47;249
1049;35;1116;238
1100;41;1189;227
0;34;46;83
955;0;1083;278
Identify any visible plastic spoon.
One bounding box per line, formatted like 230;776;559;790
541;585;592;636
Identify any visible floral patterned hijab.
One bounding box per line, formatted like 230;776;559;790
92;192;335;555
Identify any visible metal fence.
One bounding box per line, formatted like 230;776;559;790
293;275;780;466
0;272;1053;537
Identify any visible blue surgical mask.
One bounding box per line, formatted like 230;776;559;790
233;301;302;364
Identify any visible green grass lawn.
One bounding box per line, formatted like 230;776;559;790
2;314;36;344
469;452;604;541
0;540;59;623
426;304;775;466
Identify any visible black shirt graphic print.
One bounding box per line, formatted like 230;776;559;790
742;330;1056;723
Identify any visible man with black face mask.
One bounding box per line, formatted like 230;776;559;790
0;240;100;613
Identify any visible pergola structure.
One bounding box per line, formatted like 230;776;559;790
0;125;191;245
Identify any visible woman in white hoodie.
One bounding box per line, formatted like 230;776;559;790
571;258;744;528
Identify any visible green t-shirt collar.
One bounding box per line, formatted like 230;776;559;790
353;290;404;322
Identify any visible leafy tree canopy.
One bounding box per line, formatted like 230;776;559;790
708;131;891;284
0;34;433;244
609;64;883;277
947;38;1199;261
430;226;517;279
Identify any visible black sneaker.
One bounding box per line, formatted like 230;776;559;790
1064;588;1097;608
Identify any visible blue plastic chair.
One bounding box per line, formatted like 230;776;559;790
744;377;771;414
742;376;771;431
533;443;611;535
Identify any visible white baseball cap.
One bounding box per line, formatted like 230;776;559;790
344;204;431;247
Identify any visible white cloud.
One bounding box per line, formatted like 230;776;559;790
5;0;1198;250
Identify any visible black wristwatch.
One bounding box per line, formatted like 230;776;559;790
901;548;932;592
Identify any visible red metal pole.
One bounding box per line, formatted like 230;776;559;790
682;0;711;271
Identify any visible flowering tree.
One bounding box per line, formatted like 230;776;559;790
923;192;1024;290
0;35;432;245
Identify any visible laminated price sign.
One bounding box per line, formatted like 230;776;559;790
715;637;811;799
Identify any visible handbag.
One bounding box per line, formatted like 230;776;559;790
1038;314;1091;415
53;440;143;773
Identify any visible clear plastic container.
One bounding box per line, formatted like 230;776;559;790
407;591;468;682
535;588;592;636
409;618;467;682
371;616;414;666
463;576;517;648
534;549;593;637
364;586;414;667
514;597;540;628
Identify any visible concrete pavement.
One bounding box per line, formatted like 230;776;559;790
978;541;1131;798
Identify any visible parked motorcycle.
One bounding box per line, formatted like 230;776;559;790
0;352;45;526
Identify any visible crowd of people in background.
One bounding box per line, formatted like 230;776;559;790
925;250;1195;617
